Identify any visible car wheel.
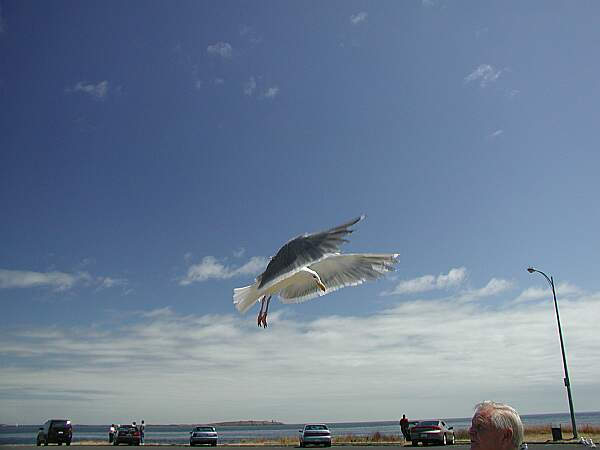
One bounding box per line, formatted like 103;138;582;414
449;434;455;445
44;443;48;447
300;443;305;448
212;443;217;447
66;443;71;446
36;441;41;447
442;434;447;445
411;441;418;446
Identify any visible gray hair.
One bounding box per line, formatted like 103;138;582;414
475;401;524;449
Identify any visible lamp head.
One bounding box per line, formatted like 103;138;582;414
527;267;536;274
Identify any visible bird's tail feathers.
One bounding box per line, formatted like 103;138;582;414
233;284;261;314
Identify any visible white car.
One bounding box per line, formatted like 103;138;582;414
299;424;332;447
189;426;218;446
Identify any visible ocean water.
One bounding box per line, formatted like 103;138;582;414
2;412;599;446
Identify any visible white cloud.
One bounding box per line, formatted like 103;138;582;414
513;282;582;304
214;78;225;85
65;81;109;100
350;12;368;25
233;248;246;258
490;129;504;139
264;86;279;99
207;42;233;58
180;256;268;285
456;278;513;302
2;289;599;423
0;269;127;292
97;277;128;289
0;269;91;291
384;267;467;295
243;76;256;96
464;64;502;87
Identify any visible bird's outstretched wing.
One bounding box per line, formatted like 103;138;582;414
278;253;399;303
257;215;365;290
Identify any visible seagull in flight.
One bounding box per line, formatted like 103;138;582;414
233;215;399;327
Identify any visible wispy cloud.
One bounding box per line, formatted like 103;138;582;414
489;129;504;139
213;78;225;85
513;282;582;304
65;81;109;100
464;64;502;87
0;268;127;292
180;256;267;285
207;42;233;58
264;86;279;99
239;25;262;45
97;277;128;290
2;289;599;423
243;76;256;96
456;278;514;302
233;248;246;258
383;267;467;295
0;4;6;33
0;269;91;291
350;12;368;25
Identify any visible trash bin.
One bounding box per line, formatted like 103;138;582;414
551;424;562;441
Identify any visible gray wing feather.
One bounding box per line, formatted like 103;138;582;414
257;215;365;290
279;253;399;303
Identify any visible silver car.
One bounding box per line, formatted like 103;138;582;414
410;420;455;446
299;424;332;447
189;426;218;446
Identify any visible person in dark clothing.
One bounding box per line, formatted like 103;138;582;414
139;420;145;445
109;424;116;443
400;414;409;440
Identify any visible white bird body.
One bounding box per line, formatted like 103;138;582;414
234;267;318;314
233;216;399;327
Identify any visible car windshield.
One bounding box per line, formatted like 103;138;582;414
419;421;440;427
51;421;69;428
119;426;135;430
306;425;328;430
195;427;215;432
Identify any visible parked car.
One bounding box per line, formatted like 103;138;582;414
406;421;420;440
37;419;72;446
113;425;141;446
299;424;332;447
410;420;455;446
189;426;218;446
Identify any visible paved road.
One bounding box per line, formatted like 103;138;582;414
3;445;581;450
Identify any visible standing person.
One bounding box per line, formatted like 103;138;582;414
139;420;145;445
469;401;524;450
109;424;116;443
399;414;409;440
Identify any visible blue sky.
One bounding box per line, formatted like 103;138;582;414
1;0;600;425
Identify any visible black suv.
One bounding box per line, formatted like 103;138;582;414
37;419;72;446
113;425;141;446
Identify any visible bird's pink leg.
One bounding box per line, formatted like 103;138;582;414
260;295;272;328
257;296;266;327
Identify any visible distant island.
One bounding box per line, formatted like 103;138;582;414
210;420;284;426
160;420;285;427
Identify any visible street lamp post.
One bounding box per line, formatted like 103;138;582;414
527;267;578;439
